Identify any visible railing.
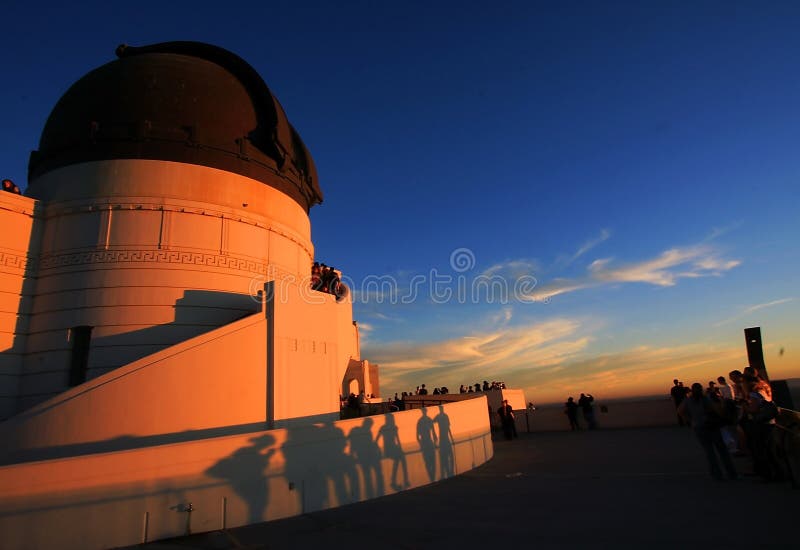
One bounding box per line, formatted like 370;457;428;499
340;394;485;420
775;408;800;488
340;401;397;419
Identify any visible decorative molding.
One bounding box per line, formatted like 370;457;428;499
0;251;30;272
0;243;308;285
37;248;297;280
42;202;313;258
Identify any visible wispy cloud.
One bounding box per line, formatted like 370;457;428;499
551;229;611;270
367;318;590;390
571;228;611;264
704;221;743;242
480;259;539;279
366;312;402;322
743;298;794;314
527;244;740;301
356;321;375;344
525;279;594;301
714;297;794;327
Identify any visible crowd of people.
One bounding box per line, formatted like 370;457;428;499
311;262;345;298
379;381;509;414
671;366;781;482
341;391;378;417
345;380;509;415
391;380;510;400
384;385;450;410
2;179;21;195
459;381;507;393
563;393;597;430
341;364;785;485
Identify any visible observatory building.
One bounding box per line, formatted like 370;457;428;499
0;42;492;549
0;41;378;429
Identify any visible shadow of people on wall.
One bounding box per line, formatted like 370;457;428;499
205;433;275;524
416;407;438;482
319;422;360;506
282;423;360;513
347;417;385;499
375;413;409;491
434;405;455;479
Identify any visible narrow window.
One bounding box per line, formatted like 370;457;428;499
69;326;93;386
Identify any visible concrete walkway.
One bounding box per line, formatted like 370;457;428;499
130;427;798;549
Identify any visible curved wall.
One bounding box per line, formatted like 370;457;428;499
20;160;314;410
0;193;40;419
0;396;493;550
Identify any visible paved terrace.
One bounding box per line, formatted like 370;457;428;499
132;427;798;549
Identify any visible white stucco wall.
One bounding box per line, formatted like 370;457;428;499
0;311;269;459
0;192;40;419
0;274;363;457
0;397;493;550
270;279;358;425
17;160;316;412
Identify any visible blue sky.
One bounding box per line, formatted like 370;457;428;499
2;1;798;403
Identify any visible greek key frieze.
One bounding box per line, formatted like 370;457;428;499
0;251;29;271
36;248;284;277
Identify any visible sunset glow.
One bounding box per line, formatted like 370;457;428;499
3;2;799;404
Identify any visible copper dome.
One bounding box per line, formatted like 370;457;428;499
28;41;323;211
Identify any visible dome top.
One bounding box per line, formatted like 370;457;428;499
29;41;323;211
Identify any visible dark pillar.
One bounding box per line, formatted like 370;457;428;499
744;326;768;381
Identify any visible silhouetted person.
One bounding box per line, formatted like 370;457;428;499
416;408;438;482
498;399;517;440
678;383;737;480
376;414;409;490
564;397;580;430
578;393;596;429
346;392;359;417
742;374;780;481
728;370;744;401
670;379;686;426
716;375;738;453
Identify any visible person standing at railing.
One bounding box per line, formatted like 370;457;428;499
679;383;738;481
